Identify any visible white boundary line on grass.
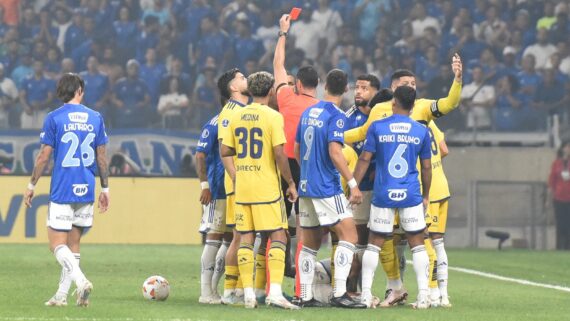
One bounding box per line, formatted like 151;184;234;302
406;260;570;293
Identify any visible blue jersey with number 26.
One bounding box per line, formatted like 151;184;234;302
363;114;431;208
40;104;108;204
296;101;346;198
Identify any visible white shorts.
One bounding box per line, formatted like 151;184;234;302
299;195;353;228
47;202;93;231
369;203;426;235
199;199;227;234
353;191;372;225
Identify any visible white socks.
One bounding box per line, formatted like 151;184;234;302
56;252;80;296
361;244;380;297
333;241;355;297
387;278;403;291
54;245;86;288
298;246;317;301
433;238;449;297
212;240;229;295
411;245;429;298
201;239;221;297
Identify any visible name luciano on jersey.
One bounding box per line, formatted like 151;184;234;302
377;134;421;145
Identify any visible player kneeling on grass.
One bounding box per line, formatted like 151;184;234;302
220;71;299;310
24;73;110;307
353;86;432;309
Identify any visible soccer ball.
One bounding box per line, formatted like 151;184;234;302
142;275;170;301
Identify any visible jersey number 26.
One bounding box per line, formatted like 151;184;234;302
61;132;96;167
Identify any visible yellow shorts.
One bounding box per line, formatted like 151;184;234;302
235;199;288;233
226;194;236;227
428;199;448;234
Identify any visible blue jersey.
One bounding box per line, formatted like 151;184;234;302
40;104;108;204
345;106;374;191
196;115;226;200
296;101;346;198
363;114;431;208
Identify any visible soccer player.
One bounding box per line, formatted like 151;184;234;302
344;74;380;267
344;54;463;144
216;68;250;304
353;86;432;309
24;73;109;307
220;71;299;310
426;120;452;307
196;112;231;304
295;69;366;309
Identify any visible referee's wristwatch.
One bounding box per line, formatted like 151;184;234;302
278;31;288;38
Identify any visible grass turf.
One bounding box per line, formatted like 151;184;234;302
1;244;569;321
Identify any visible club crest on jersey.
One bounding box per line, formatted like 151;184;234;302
336;119;345;128
68;112;89;123
299;180;307;192
222;119;229;127
202;129;209;138
389;123;411;133
309;108;324;118
72;184;89;197
388;189;407;201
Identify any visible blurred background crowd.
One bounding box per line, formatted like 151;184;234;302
0;0;569;132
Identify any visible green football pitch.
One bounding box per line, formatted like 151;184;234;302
1;244;569;321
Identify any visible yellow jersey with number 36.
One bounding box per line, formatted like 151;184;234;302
223;102;286;204
427;121;450;202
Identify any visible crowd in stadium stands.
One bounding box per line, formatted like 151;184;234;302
0;0;569;132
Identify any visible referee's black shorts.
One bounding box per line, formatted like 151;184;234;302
281;158;300;221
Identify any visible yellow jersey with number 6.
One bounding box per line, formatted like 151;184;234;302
223;102;286;204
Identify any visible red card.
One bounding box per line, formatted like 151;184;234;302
290;7;302;20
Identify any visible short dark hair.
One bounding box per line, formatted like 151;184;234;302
296;66;318;88
325;69;348;96
391;69;416;84
356;74;381;90
247;71;274;97
368;88;393;107
217;68;241;100
56;73;84;103
393;86;416;111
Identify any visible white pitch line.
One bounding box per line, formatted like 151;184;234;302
448;266;570;293
407;260;570;293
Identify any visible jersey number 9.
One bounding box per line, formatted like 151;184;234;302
61;132;96;167
235;127;263;159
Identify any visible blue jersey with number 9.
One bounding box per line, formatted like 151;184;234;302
363;114;431;208
296;101;346;198
40;103;108;204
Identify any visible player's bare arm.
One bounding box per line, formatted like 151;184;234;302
220;144;236;182
24;144;53;208
274;144;298;203
329;142;362;205
96;144;110;213
195;151;211;205
273;14;291;94
353;151;373;186
420;158;432;211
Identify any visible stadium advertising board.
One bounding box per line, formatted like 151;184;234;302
0;176;203;244
0;129;200;176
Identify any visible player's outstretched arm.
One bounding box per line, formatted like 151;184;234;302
420;158;432;210
329;142;362;205
273;14;291;94
24;144;53;208
274;144;298;203
431;53;463;118
344;115;374;144
220;144;236;182
96;145;110;213
353;151;373;185
195;151;211;205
